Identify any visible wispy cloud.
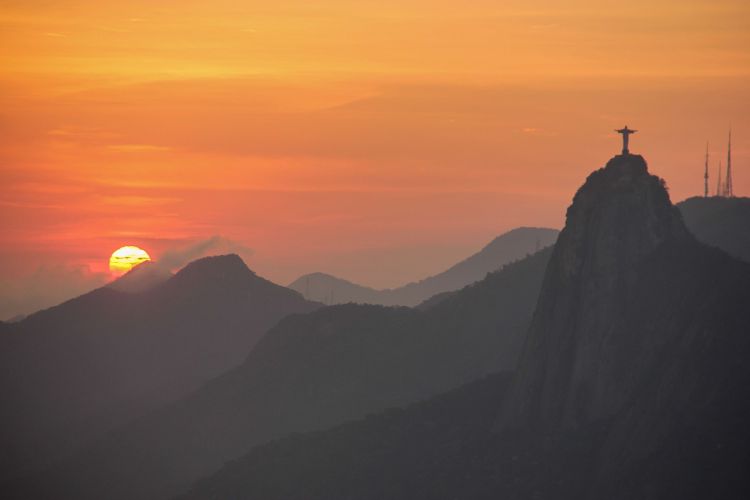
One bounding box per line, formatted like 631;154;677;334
155;235;254;271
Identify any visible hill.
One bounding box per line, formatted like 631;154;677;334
289;227;559;306
677;195;750;262
0;255;319;481
177;155;750;499
5;245;554;500
288;271;382;304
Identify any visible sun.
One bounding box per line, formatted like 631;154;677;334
109;246;151;275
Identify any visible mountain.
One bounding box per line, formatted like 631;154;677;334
180;372;518;500
677;195;750;262
178;368;606;500
176;154;750;499
500;155;750;497
289;227;559;306
0;255;319;481
499;153;690;430
6;245;555;500
288;272;383;304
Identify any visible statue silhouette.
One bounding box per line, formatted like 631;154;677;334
616;126;637;155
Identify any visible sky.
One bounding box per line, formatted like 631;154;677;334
1;0;749;318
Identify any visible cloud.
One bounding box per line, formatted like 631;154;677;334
154;235;254;271
0;264;109;321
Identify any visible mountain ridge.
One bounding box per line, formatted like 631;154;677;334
289;226;559;306
676;195;750;263
0;254;320;482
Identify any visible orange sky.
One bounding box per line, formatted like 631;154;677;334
1;0;749;317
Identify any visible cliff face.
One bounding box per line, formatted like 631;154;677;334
499;154;691;430
591;240;750;499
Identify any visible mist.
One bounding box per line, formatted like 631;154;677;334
0;264;108;321
152;235;254;272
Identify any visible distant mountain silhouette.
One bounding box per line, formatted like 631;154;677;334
289;272;382;304
5;246;555;500
289;227;559;306
0;255;319;481
677;195;750;262
174;155;750;499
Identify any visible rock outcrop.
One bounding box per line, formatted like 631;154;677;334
499;154;690;430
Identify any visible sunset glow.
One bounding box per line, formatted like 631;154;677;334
1;0;749;318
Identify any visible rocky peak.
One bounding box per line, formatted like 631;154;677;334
498;154;692;431
556;154;687;279
167;254;256;290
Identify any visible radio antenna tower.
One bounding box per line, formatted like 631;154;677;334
717;160;722;197
725;129;734;197
704;142;709;197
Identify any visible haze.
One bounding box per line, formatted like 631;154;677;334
1;0;749;318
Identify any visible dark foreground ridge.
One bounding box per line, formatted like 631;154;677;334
177;154;750;500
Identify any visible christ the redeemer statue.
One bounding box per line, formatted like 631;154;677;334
616;126;637;155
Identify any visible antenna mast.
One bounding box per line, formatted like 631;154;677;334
704;142;709;198
717;160;722;197
725;129;734;197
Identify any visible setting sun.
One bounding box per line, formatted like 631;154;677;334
109;246;151;274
